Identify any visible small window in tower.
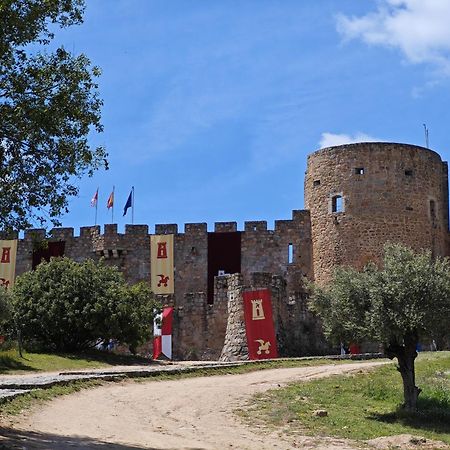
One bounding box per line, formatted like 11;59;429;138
355;167;364;175
313;180;321;186
405;169;413;176
288;243;294;264
430;200;436;222
332;195;343;213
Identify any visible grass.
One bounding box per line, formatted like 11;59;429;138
240;351;450;445
0;357;361;416
0;348;152;374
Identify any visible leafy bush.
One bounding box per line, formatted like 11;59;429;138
12;258;157;352
0;288;12;336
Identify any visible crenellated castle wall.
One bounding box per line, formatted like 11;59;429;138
14;210;323;359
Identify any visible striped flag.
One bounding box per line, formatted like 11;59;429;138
90;189;98;207
107;190;114;209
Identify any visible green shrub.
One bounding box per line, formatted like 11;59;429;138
12;258;157;352
0;287;12;337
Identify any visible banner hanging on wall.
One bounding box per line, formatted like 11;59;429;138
151;234;174;294
243;289;278;360
153;306;174;360
0;240;18;290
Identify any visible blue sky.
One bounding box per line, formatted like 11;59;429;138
49;0;450;233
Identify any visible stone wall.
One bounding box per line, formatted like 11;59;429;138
305;143;450;285
220;272;331;361
13;210;316;359
173;278;228;360
220;274;248;361
151;211;316;358
15;225;151;285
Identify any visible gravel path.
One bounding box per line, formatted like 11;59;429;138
0;361;388;449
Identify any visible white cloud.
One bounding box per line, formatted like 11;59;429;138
319;132;379;149
337;0;450;74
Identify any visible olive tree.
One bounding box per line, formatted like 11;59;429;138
12;257;157;352
309;244;450;411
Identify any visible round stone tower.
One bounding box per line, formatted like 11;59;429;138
304;142;449;285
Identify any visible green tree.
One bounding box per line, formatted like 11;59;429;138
309;244;450;411
0;0;106;231
0;286;11;335
12;257;157;352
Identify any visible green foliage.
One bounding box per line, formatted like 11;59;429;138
11;257;157;352
0;0;106;231
309;244;450;348
0;287;12;335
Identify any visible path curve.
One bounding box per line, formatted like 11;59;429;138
1;361;388;449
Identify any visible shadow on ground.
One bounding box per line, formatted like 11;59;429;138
68;350;154;366
0;427;204;450
0;356;38;374
0;350;159;375
367;397;450;435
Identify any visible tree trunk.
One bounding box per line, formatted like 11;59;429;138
385;333;421;412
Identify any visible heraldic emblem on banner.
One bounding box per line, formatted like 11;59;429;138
243;289;278;360
150;235;174;294
0;240;18;290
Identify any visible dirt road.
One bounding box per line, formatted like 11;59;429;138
1;361;388;449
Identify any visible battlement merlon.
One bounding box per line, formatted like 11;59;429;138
0;230;19;240
184;223;207;234
125;224;149;235
49;228;75;240
292;209;310;223
155;224;178;235
214;222;237;233
104;224;118;235
244;221;267;232
24;229;47;240
80;226;101;237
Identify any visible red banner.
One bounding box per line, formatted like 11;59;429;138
243;289;278;360
153;307;174;360
161;307;173;335
152;336;162;360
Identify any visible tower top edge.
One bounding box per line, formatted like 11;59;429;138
308;142;445;162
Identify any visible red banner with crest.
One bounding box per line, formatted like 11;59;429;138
243;289;278;360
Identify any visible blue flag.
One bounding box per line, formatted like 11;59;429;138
123;189;133;216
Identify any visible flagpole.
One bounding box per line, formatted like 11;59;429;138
95;188;98;225
112;185;115;223
132;186;135;225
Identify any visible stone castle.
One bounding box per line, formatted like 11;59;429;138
11;142;450;360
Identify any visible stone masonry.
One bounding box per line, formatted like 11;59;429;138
10;142;450;359
305;143;449;285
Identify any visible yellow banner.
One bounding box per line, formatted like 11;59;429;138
151;234;174;294
0;240;18;290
